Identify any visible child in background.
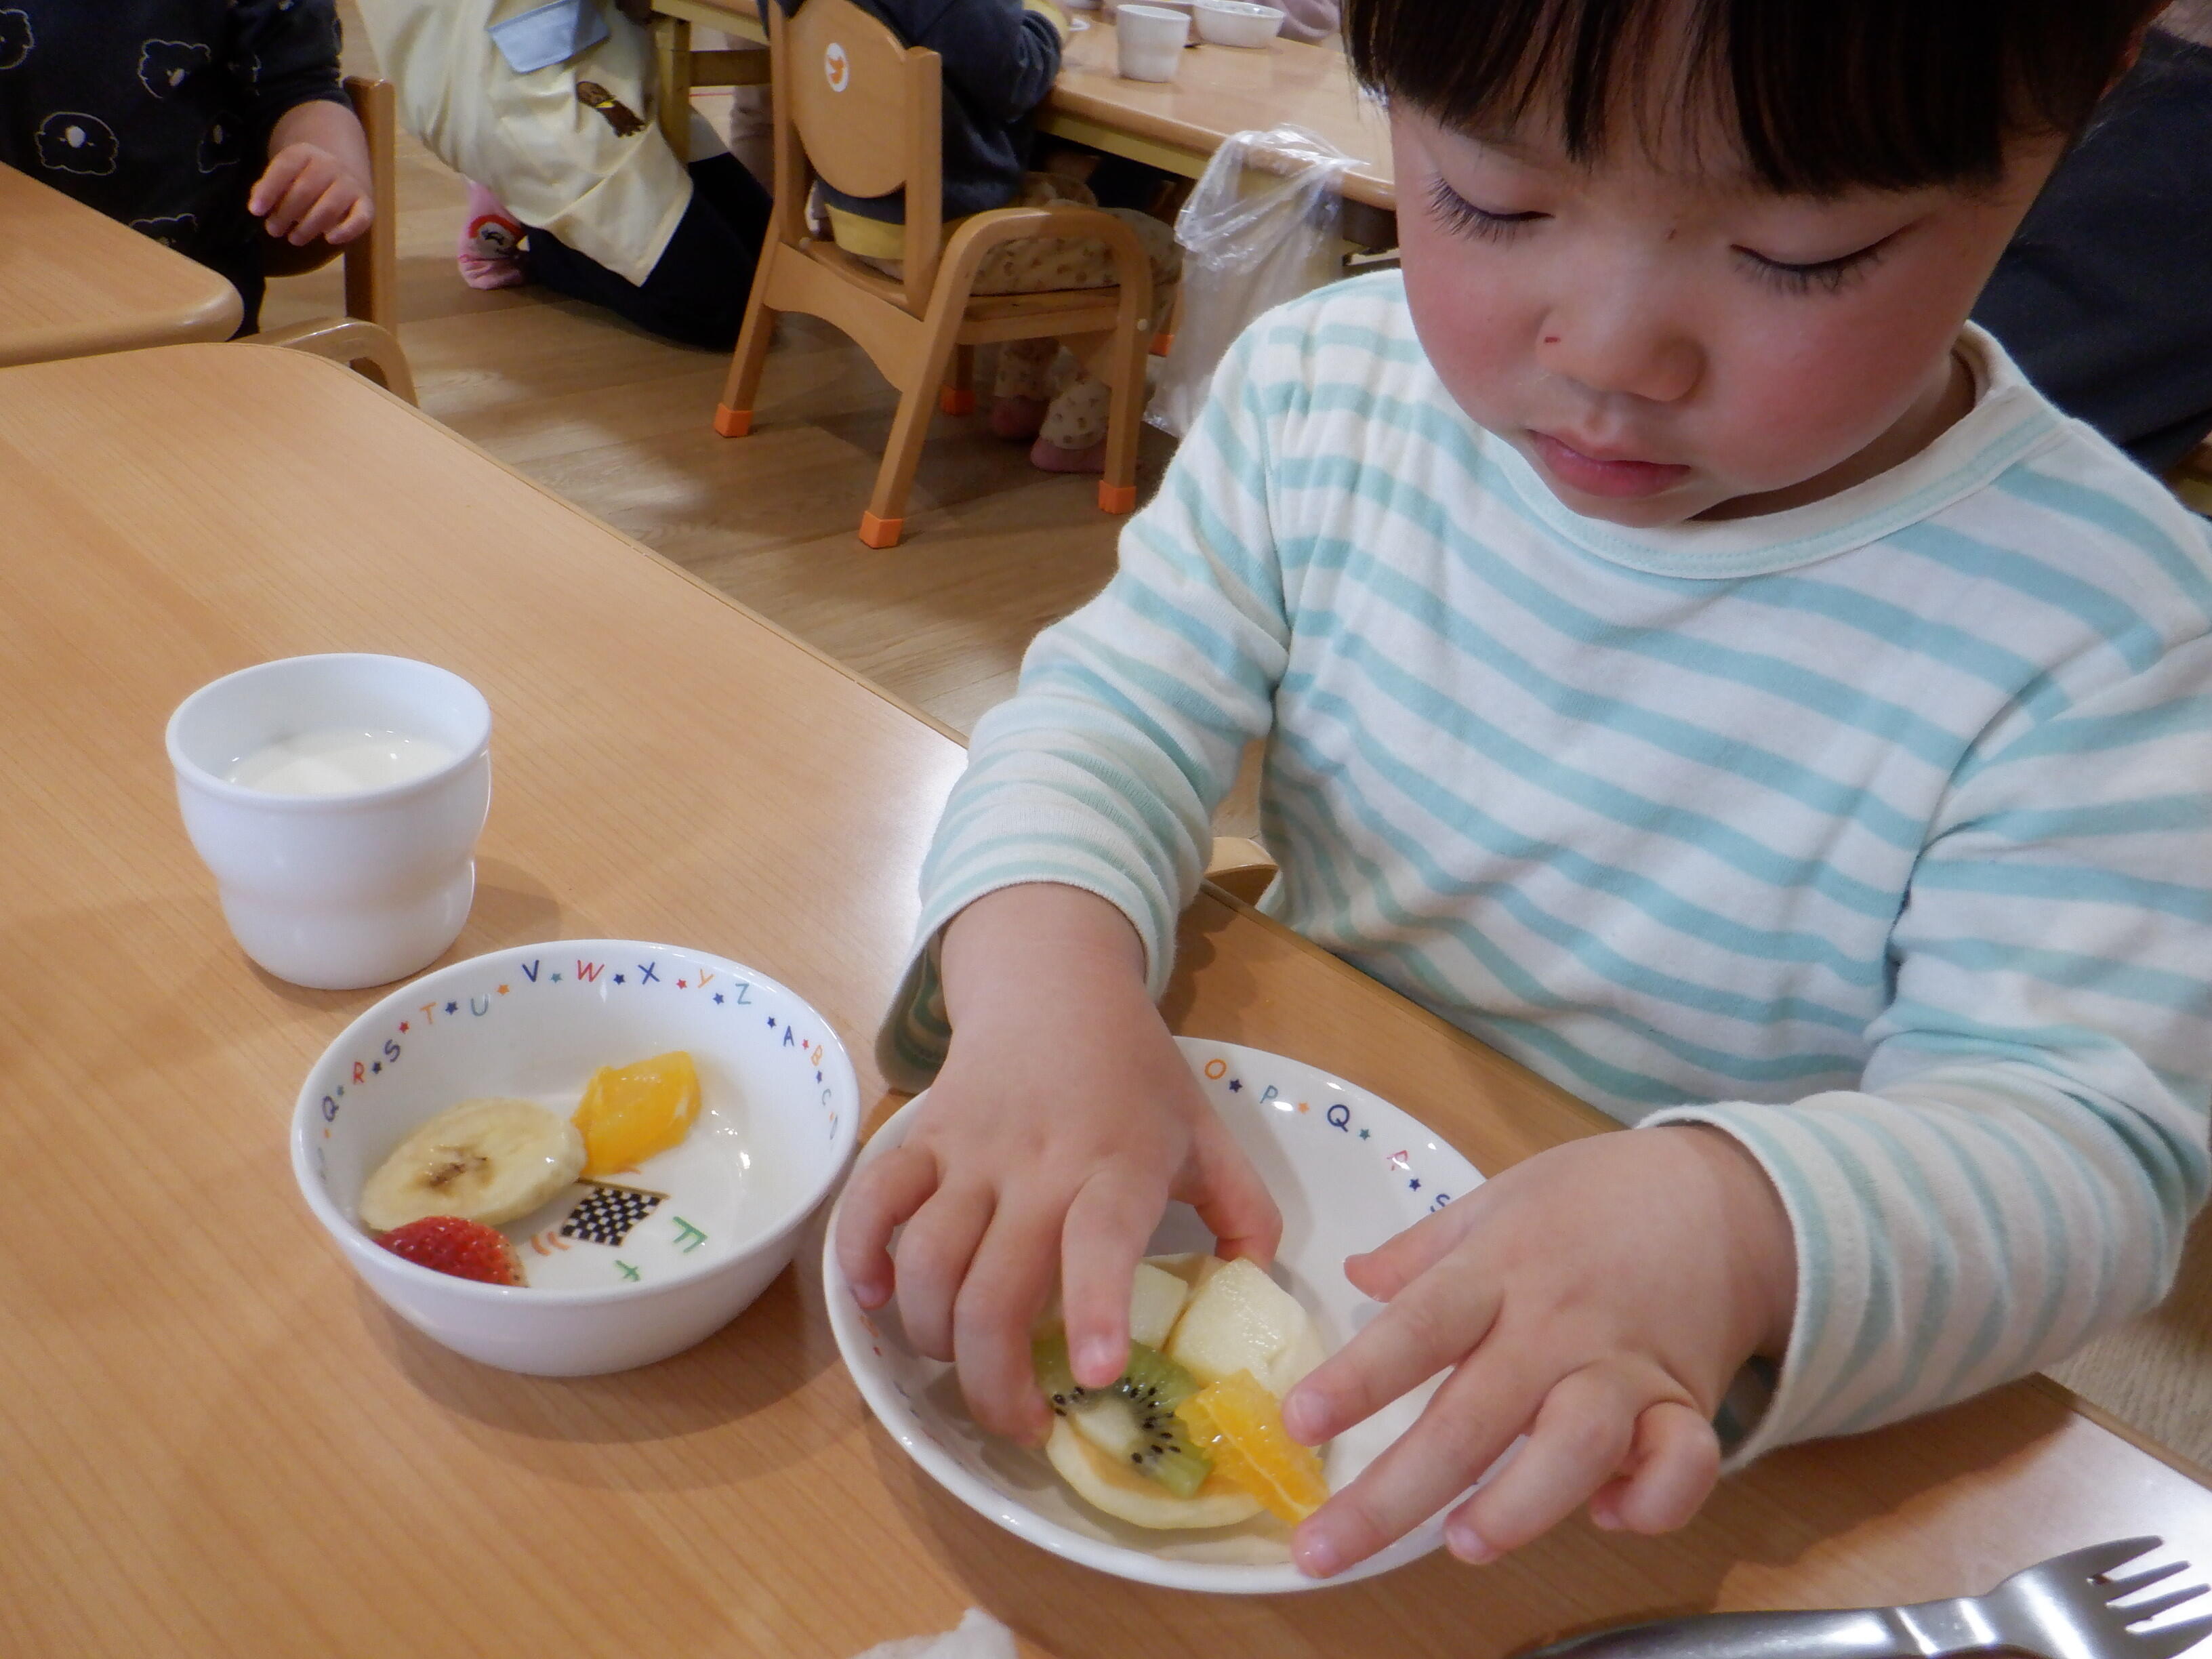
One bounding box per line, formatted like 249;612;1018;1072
839;0;2211;1580
815;0;1181;473
359;0;771;350
0;0;373;334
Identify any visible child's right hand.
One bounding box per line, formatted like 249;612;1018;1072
836;883;1282;1441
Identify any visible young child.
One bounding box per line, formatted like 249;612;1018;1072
838;0;2212;1580
0;1;373;335
358;0;772;351
817;0;1181;472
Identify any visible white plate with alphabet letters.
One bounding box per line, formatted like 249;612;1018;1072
823;1037;1484;1593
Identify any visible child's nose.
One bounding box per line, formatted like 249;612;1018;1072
1535;299;1702;406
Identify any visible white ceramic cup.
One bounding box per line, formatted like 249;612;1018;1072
1117;4;1190;79
167;654;493;990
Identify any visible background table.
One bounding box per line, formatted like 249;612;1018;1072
649;0;1399;242
0;164;242;367
3;344;2209;1658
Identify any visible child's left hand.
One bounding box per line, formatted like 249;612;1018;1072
249;142;373;247
1282;1126;1797;1577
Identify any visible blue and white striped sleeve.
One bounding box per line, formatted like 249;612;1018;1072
877;331;1294;1087
1655;629;2212;1460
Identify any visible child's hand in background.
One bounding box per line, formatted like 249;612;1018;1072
251;142;372;246
1285;1126;1796;1577
251;100;377;248
835;884;1282;1441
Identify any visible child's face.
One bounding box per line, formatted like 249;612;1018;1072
1391;103;2066;525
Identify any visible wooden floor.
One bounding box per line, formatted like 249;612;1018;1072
279;11;2211;1477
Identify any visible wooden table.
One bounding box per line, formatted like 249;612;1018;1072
4;344;2210;1658
0;164;242;368
1046;16;1392;219
651;0;1399;242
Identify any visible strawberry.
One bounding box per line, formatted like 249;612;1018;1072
373;1215;525;1286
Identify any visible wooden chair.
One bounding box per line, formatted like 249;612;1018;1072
255;76;415;405
712;0;1162;548
1206;835;1278;906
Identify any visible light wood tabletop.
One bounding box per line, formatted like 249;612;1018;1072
0;163;243;368
3;343;2210;1658
649;0;1397;230
1046;14;1393;214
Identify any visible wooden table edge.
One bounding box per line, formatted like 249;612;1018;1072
0;283;243;371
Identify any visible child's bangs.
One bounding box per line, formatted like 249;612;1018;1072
1343;0;2167;195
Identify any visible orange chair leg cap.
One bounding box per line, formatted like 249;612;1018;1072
1150;331;1175;356
712;405;754;437
1099;482;1138;514
858;511;904;548
939;388;977;416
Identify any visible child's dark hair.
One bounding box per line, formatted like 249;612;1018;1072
1342;0;2169;194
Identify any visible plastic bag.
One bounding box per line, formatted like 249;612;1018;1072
1148;125;1355;438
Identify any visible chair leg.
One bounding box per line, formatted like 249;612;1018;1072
1098;313;1145;515
862;314;966;547
716;253;779;437
939;344;976;417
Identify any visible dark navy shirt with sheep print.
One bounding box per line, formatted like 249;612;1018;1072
0;0;347;329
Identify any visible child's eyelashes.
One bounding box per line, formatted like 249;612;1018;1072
1425;177;1545;243
1734;234;1896;297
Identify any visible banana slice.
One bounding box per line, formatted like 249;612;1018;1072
359;1097;586;1233
1045;1418;1265;1531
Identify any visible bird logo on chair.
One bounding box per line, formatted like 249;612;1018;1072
823;41;850;92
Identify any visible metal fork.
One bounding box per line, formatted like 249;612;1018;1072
1520;1538;2212;1659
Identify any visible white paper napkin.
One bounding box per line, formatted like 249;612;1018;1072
851;1608;1019;1659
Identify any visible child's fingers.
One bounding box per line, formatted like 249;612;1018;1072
1282;1260;1500;1443
1292;1343;1538;1578
835;1141;940;1307
247;151;310;218
324;194;374;247
954;1202;1064;1440
263;172;328;240
286;184;355;247
1342;1193;1482;1303
892;1182;996;1363
1059;1168;1165;1387
1585;1399;1719;1534
1179;1108;1282;1267
1443;1361;1645;1561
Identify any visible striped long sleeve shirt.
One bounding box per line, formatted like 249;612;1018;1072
883;272;2212;1459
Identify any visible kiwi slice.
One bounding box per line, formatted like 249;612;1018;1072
1032;1330;1212;1499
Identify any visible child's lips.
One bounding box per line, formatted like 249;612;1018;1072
1528;430;1693;499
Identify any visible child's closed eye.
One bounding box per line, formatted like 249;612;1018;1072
1732;230;1898;297
1425;176;1546;244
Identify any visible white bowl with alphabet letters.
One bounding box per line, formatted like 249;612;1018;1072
293;940;858;1374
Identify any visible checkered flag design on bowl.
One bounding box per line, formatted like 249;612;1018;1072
559;1183;665;1246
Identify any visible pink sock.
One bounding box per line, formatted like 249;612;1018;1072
457;180;527;291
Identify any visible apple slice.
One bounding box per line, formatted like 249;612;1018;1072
1164;1256;1320;1395
1127;1260;1191;1350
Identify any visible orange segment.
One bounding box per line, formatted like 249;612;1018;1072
1173;1368;1330;1523
571;1050;701;1176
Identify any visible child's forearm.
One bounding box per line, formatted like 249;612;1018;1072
268;98;371;182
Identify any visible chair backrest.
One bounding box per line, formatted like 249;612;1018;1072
771;0;945;313
259;76;398;334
